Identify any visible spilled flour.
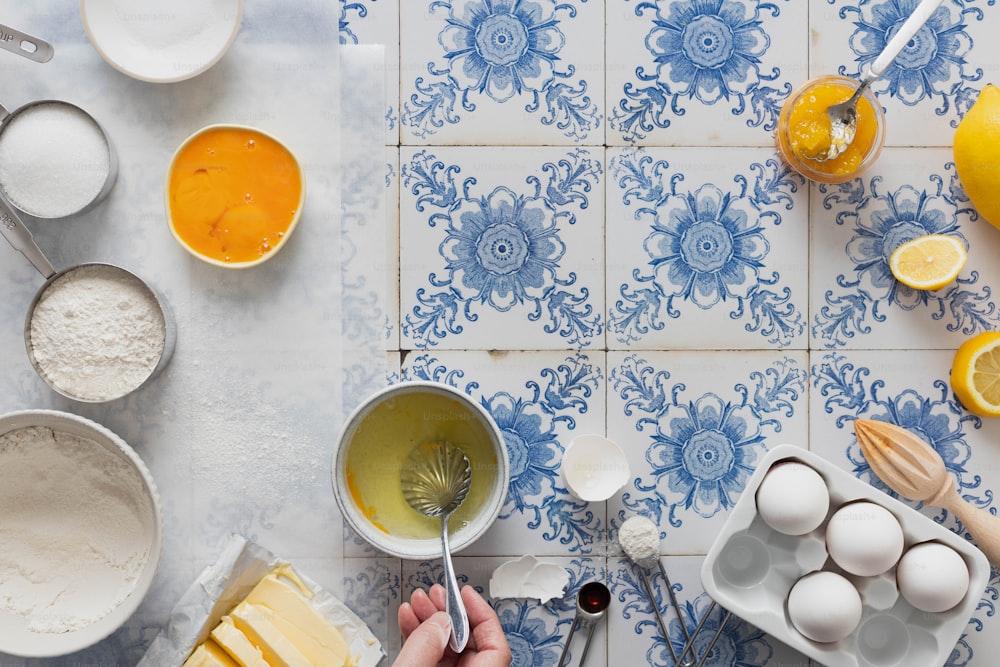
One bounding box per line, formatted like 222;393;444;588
0;425;155;633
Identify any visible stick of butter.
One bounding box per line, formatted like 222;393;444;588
182;639;239;667
208;616;269;667
184;566;354;667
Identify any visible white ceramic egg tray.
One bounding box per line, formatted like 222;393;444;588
701;444;990;667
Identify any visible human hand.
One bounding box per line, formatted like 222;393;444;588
393;584;512;667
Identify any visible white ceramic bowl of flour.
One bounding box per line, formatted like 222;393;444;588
0;409;162;657
24;263;176;402
81;0;243;83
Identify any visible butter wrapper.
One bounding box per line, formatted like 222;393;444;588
138;535;383;667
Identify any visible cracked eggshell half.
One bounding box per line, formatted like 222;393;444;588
560;434;630;502
489;555;569;603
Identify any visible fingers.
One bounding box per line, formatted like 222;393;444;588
428;583;447;610
398;602;421;639
461;586;509;654
391;611;452;667
411;586;443;620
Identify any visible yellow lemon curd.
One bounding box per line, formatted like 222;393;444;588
777;77;882;184
167;126;303;266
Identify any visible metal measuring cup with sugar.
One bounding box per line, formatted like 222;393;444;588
0;98;118;220
1;195;175;402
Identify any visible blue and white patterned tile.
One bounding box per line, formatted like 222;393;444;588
606;147;809;350
399;0;605;145
808;349;1000;666
339;0;400;143
403;556;607;667
608;555;809;667
810;0;998;149
810;148;1000;350
401;350;607;557
342;557;402;662
606;0;808;146
607;350;810;555
399;146;605;350
386;147;401;350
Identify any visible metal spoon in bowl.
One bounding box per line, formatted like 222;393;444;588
814;0;944;162
401;441;473;652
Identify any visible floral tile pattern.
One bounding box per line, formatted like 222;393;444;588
809;148;1000;349
370;1;1000;665
606;0;808;146
607;350;809;554
811;0;989;148
399;0;605;145
339;0;401;143
606;147;809;350
399;147;606;349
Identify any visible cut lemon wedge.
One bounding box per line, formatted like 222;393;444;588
889;234;967;291
951;331;1000;417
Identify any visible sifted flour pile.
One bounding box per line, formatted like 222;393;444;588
0;425;155;633
28;264;166;401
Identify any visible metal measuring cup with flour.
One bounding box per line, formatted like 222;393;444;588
0;98;117;220
1;195;175;402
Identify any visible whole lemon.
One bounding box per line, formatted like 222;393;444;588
954;84;1000;229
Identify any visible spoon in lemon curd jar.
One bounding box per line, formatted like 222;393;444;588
775;74;885;184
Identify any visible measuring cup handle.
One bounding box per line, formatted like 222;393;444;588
0;196;56;278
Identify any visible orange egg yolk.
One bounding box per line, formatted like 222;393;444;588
168;127;302;264
784;82;878;178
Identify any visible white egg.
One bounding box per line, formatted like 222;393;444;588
826;501;903;576
787;571;862;643
755;461;830;535
897;542;970;612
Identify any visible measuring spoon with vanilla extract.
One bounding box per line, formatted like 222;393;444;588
556;581;611;667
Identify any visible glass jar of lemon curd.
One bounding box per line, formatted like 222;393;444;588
776;75;886;184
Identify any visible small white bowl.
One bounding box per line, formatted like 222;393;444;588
561;434;630;502
332;382;509;560
80;0;243;83
0;409;162;657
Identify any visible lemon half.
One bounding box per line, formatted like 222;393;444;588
888;234;967;291
951;331;1000;417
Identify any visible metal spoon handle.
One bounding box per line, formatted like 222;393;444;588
441;514;470;653
0;24;54;63
0;195;55;278
869;0;944;78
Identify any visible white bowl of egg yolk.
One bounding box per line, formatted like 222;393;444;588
165;124;304;269
332;381;510;559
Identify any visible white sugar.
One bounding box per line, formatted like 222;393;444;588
0;101;111;218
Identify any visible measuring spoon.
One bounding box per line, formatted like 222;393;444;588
0;24;54;63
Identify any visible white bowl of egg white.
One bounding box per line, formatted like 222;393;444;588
332;381;510;560
0;409;162;657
